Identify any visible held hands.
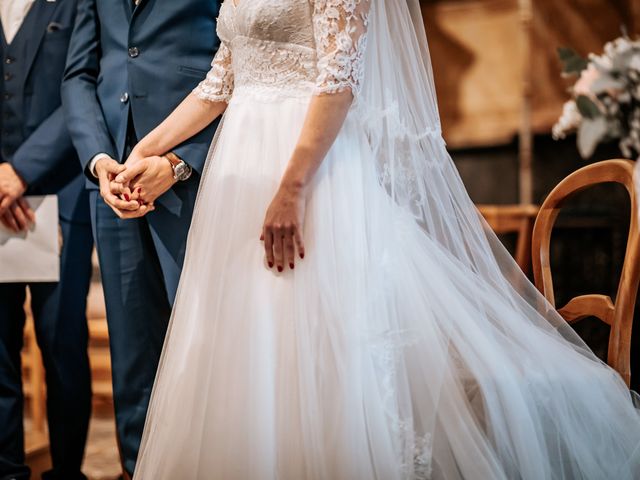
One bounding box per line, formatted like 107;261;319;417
113;149;177;206
97;149;177;219
95;157;142;218
0;163;35;233
261;181;306;272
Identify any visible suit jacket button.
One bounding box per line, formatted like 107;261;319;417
3;92;11;100
4;73;12;81
4;56;14;64
128;47;139;58
120;92;129;103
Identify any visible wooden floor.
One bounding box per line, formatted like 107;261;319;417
26;415;121;480
82;416;121;480
25;427;49;479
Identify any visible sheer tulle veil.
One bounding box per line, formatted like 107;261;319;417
362;0;605;358
357;3;640;472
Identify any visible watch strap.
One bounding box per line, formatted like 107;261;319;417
164;151;183;168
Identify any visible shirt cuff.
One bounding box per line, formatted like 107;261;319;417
89;153;112;178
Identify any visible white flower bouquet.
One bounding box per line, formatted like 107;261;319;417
552;36;640;160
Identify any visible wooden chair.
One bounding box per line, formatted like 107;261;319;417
87;281;114;409
85;249;114;410
22;296;51;477
22;313;46;433
532;159;640;386
478;204;540;273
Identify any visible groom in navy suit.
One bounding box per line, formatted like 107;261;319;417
62;0;222;476
0;1;93;479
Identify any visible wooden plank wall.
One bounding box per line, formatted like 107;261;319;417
420;0;639;148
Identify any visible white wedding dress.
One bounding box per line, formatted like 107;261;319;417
134;1;640;479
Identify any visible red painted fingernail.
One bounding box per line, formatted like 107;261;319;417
289;263;294;269
124;194;130;201
137;187;142;193
268;262;273;268
277;266;283;272
300;253;305;259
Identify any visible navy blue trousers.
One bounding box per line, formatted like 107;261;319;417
90;182;195;476
0;217;93;480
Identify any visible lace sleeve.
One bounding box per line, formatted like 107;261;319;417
312;0;371;97
193;41;235;103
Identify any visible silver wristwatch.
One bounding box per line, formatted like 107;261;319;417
165;152;193;181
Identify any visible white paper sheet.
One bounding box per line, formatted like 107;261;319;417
0;195;60;283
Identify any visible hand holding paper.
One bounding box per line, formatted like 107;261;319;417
0;163;28;216
0;197;35;233
0;195;59;283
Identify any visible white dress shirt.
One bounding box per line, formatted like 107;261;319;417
0;0;36;44
89;153;111;177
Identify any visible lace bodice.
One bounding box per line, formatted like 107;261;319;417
194;0;370;102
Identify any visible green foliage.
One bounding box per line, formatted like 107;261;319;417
557;47;588;75
575;95;602;119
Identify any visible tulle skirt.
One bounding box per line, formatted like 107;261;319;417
134;90;640;479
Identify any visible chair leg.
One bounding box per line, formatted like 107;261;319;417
515;218;534;275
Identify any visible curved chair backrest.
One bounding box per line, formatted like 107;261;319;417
532;159;640;386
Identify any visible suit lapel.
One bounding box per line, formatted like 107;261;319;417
21;0;57;79
123;0;133;18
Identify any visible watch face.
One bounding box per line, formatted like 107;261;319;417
175;162;192;181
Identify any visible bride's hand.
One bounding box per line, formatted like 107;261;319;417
261;182;306;272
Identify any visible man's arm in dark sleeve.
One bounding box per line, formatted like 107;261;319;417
61;0;117;183
10;107;79;189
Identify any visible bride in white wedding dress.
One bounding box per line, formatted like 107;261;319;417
130;0;640;478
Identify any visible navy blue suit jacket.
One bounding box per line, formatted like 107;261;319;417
61;0;221;193
0;0;89;223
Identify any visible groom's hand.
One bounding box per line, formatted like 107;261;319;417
95;157;151;219
115;151;176;205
